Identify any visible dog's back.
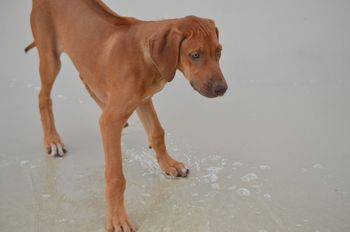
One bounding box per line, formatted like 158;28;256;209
27;0;137;55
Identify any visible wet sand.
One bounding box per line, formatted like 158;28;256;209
1;0;350;231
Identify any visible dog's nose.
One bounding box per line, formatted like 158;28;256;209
213;83;227;95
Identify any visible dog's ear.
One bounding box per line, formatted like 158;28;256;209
207;19;219;39
149;27;184;82
215;27;219;40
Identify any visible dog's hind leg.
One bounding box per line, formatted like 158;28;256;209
30;5;67;157
37;49;66;157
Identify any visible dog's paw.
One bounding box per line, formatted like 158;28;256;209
160;159;189;178
107;214;136;232
46;143;66;157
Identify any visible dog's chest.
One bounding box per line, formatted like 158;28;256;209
142;78;167;101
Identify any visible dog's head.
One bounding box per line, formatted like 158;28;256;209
149;16;227;98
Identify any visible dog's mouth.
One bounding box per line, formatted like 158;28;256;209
190;81;198;91
190;81;219;98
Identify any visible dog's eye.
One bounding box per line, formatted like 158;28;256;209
191;52;201;60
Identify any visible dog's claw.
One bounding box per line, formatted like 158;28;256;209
165;171;180;178
107;214;136;232
48;143;66;157
178;168;189;177
162;162;189;178
182;168;190;177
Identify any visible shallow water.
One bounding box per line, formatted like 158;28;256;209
1;0;350;231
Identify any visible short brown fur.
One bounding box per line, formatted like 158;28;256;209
26;0;227;231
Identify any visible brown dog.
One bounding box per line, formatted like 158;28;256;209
26;0;227;231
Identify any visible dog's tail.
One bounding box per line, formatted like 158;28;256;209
24;41;36;53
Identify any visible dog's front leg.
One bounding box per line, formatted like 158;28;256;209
136;98;189;177
99;99;136;232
